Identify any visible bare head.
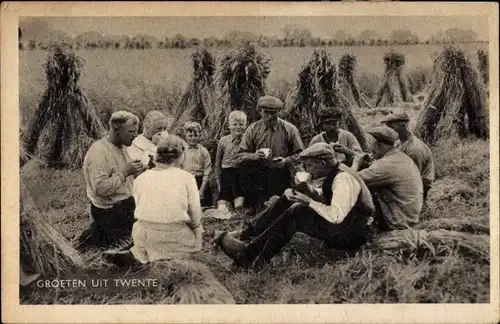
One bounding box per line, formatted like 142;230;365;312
183;121;202;146
228;110;247;138
142;110;168;141
155;134;186;166
109;111;140;146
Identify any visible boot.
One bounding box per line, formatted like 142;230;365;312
103;250;142;269
218;232;254;267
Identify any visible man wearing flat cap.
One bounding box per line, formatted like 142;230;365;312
352;125;423;231
238;96;305;212
309;107;363;166
217;142;375;268
381;111;435;201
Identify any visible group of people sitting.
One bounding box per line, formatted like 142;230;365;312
77;95;435;270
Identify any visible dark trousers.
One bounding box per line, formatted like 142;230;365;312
195;175;213;207
240;195;372;263
77;197;135;249
219;167;244;202
239;160;292;208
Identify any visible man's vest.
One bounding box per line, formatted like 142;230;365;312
321;163;375;223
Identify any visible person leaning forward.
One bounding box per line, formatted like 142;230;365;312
217;142;375;269
77;111;146;250
352;126;423;231
238;96;305;211
380;111;435;201
309;107;363;166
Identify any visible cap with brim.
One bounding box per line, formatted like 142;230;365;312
380;111;410;123
258;96;283;111
299;142;337;164
367;126;399;145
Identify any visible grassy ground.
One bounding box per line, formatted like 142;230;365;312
19;45;490;304
20;110;490;304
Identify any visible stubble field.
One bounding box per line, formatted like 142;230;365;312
19;43;490;304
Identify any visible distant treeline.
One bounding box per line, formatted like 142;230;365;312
18;37;487;51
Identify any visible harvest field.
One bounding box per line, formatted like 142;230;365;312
19;43;491;304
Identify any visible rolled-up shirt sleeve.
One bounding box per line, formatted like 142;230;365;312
87;155;127;197
309;172;361;224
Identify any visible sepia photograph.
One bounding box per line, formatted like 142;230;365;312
2;1;499;323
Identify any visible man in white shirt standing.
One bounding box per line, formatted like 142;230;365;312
127;110;169;168
217;142;375;268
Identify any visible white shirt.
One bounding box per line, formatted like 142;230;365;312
308;172;361;224
83;137;134;209
133;166;203;229
127;134;157;166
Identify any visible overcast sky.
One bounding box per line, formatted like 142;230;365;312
20;16;489;40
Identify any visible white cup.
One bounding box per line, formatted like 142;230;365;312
259;148;271;158
296;171;311;183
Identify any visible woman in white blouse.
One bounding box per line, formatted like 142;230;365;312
105;134;203;266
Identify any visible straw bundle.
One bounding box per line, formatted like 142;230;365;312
143;259;235;304
374;52;412;107
338;54;372;109
370;229;489;262
415;217;489;235
477;50;488;86
20;180;85;276
282;50;368;150
21;45;105;168
413;46;489;144
216;42;271;132
170;48;217;132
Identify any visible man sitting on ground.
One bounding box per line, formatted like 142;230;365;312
217;143;375;269
309;107;363;166
77;111;146;250
127;110;169;169
380;111;435;201
353;126;423;231
238;95;305;213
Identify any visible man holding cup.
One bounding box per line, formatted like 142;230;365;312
238;96;305;212
77;111;146;250
217;143;375;269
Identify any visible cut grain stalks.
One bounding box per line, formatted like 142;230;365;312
477;49;488;86
282;49;368;150
413;46;489;144
20;179;86;277
338;53;372;109
374;52;412;108
415;217;489;235
369;229;489;263
119;259;235;304
21;45;106;169
215;42;271;131
170;48;217;133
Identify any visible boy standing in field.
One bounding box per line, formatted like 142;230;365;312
214;111;248;215
181;121;212;207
